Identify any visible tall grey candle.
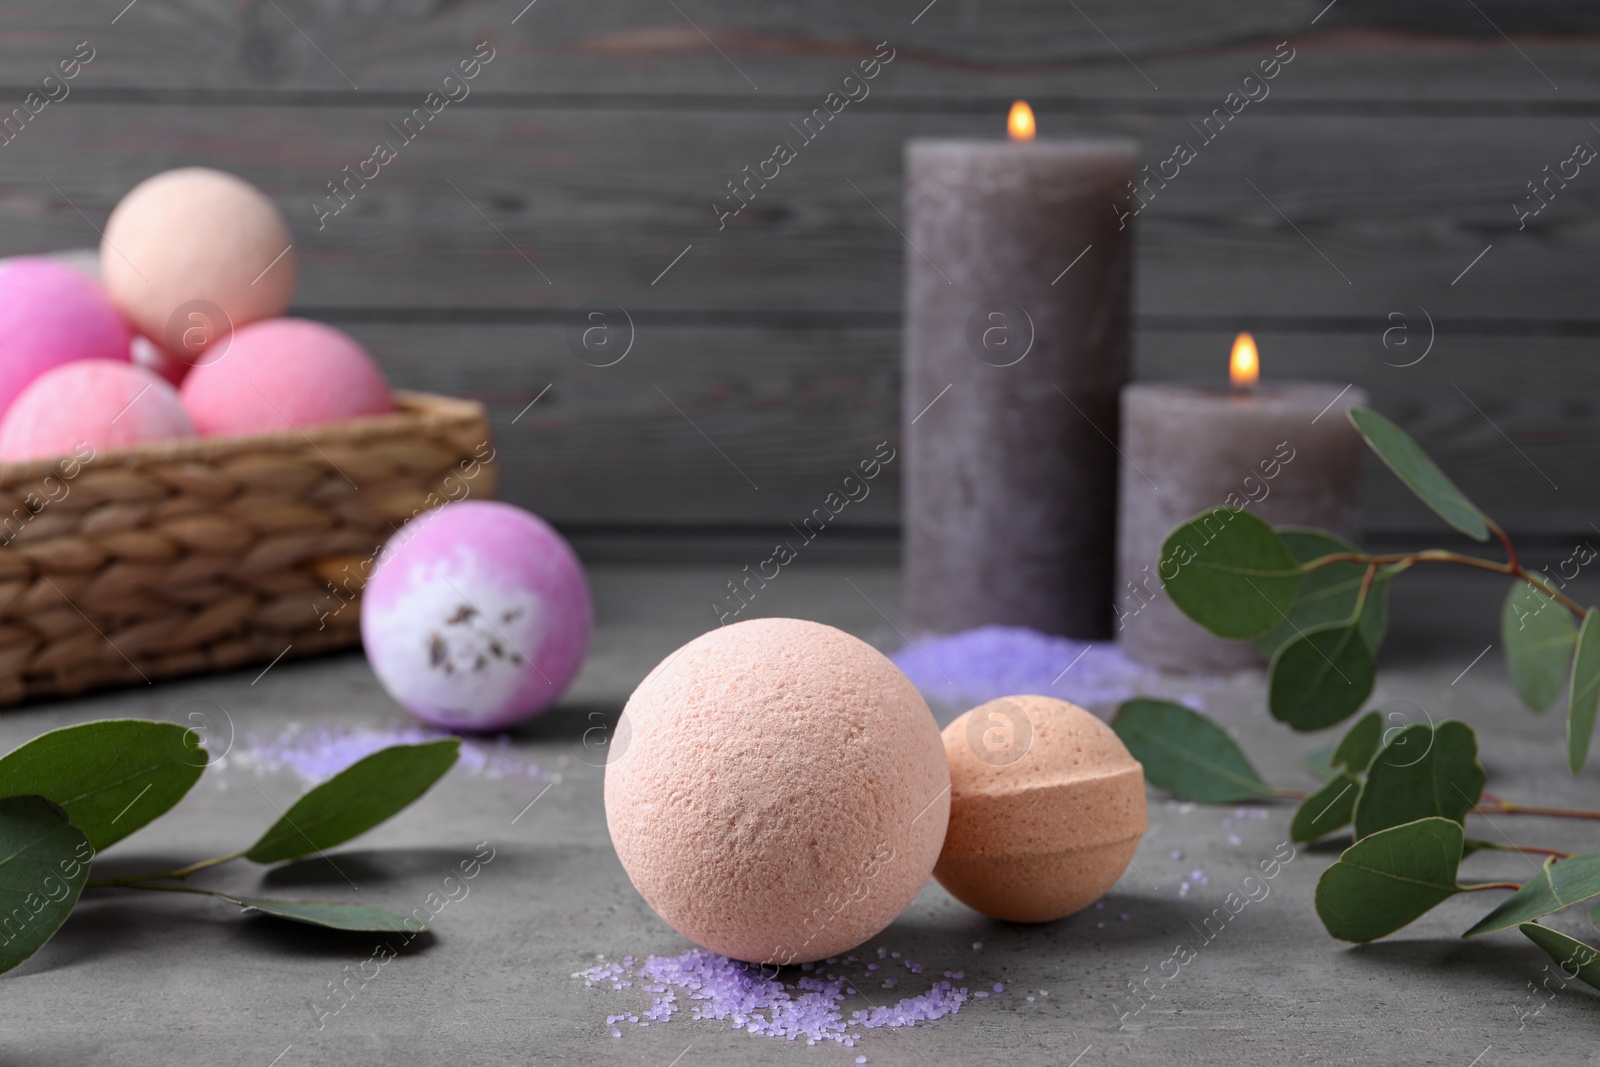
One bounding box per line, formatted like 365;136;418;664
903;122;1135;637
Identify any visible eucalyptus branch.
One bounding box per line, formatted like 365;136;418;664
84;849;249;889
1301;549;1586;619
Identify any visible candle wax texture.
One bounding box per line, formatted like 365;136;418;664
1115;381;1367;672
604;618;950;963
904;138;1134;638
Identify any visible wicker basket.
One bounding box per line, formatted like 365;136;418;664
0;390;496;706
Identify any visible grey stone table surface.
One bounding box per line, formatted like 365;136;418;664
5;562;1600;1067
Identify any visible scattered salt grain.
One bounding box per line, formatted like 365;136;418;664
1227;834;1242;846
231;724;552;786
889;626;1189;713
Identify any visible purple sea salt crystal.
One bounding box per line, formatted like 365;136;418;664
889;625;1189;712
233;724;551;785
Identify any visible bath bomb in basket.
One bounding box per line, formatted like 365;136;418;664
0;361;193;462
936;695;1147;922
605;618;951;964
362;501;591;731
101;167;296;352
0;258;131;419
180;318;392;435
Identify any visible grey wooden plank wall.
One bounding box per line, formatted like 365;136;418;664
0;1;1595;558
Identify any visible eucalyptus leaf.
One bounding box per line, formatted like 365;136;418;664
1111;699;1274;802
1333;711;1384;773
1257;528;1390;658
220;893;426;934
1520;923;1600;993
1346;407;1490;542
1567;610;1600;774
1268;623;1376;732
246;740;460;864
1305;743;1336;781
1465;852;1600;937
1502;580;1577;713
1353;722;1485;839
1159;509;1303;640
0;796;92;974
0;720;206;851
1291;771;1361;843
1315;817;1464;943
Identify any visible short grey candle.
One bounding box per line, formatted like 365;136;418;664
903;107;1135;638
1116;335;1367;672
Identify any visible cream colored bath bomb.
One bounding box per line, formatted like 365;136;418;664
101;168;296;351
936;695;1147;923
604;618;951;964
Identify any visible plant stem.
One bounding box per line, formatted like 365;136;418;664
1303;549;1587;618
1479;802;1600;822
83;849;247;889
1472;841;1573;859
1462;881;1523;892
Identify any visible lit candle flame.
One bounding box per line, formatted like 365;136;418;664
1230;332;1259;390
1007;100;1036;142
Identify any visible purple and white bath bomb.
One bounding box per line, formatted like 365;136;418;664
0;258;132;419
361;501;592;731
180;318;392;435
0;361;194;461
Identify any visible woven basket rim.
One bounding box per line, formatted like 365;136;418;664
0;390;488;485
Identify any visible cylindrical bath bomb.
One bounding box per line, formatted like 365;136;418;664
936;695;1147;923
0;361;194;461
180;318;393;435
101;168;297;351
0;259;132;419
362;501;590;732
605;618;951;964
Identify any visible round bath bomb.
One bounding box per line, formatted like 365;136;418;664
361;501;591;731
936;695;1147;923
180;318;392;435
0;360;194;461
130;335;192;386
0;258;131;419
605;618;951;964
101;167;296;351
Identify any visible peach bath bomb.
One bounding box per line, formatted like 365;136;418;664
361;501;592;731
0;360;194;461
936;695;1147;923
0;258;132;418
605;618;951;964
180;318;392;435
101;167;296;352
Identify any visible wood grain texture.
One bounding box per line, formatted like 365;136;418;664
4;1;1598;100
344;321;1599;542
3;106;1596;321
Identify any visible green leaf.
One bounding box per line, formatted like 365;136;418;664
1333;711;1383;773
1520;923;1600;993
1503;580;1577;713
1315;817;1464;943
219;893;426;934
1159;509;1303;640
0;796;92;974
1347;407;1490;542
0;720;206;851
1568;609;1600;774
1267;623;1376;732
1304;743;1336;781
1110;699;1273;802
1466;853;1600;937
246;740;459;864
1292;771;1361;842
1353;721;1485;839
1257;528;1390;658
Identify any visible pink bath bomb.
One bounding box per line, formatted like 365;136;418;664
180;318;392;435
0;361;194;461
605;618;951;964
0;258;132;420
101;168;296;354
361;501;591;731
130;335;192;386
